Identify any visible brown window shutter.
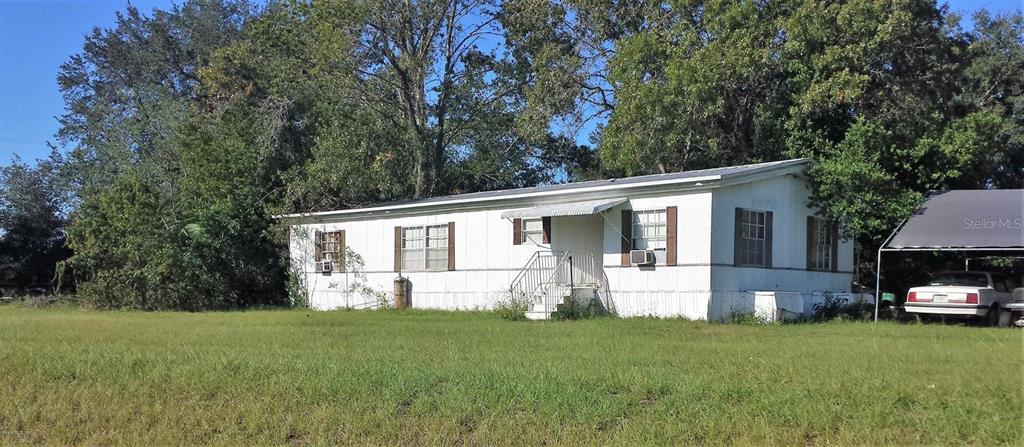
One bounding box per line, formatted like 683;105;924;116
666;206;677;266
314;230;322;262
733;208;743;266
314;231;323;274
830;221;839;272
806;216;815;270
394;226;402;272
447;222;455;271
542;217;551;244
338;230;346;272
764;211;774;268
512;218;522;245
620;209;632;266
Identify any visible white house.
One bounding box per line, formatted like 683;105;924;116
280;158;855;320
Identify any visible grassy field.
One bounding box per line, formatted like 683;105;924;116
0;306;1020;445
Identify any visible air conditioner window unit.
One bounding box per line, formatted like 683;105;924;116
320;261;334;273
630;249;655;266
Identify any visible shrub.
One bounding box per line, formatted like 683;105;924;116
551;296;610;320
727;311;771;325
812;293;874;322
494;294;530;321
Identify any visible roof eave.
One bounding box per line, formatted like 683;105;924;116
276;158;813;223
275;174;723;223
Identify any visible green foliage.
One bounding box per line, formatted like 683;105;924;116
505;1;1023;285
603;0;791;173
726;311;772;325
811;293;875;322
37;0;1024;310
493;294;530;321
551;296;611;320
66;103;289;310
0;153;71;292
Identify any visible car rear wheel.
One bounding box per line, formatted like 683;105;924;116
986;303;1000;327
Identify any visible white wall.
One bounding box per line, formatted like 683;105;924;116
598;191;715;319
707;174;854;320
291;207;541;311
288;173;854;320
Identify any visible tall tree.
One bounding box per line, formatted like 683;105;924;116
56;0;292;309
202;0;586;207
56;0;254;200
503;0;1023;283
957;11;1024;189
0;153;70;292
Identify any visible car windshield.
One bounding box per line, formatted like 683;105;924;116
928;273;990;287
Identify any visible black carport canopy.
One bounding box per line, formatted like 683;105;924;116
885;189;1024;250
874;189;1023;322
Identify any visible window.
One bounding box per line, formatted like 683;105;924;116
521;218;544;245
808;217;835;271
401;224;448;271
632;209;667;250
315;230;344;272
927;272;989;287
736;209;767;266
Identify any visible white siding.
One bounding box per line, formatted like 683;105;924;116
599;191;715;319
288;172;854;320
707;174;854;320
291;208;536;311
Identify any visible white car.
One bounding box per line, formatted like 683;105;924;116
904;271;1017;325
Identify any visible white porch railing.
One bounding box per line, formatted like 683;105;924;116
509;251;601;314
509;251;566;303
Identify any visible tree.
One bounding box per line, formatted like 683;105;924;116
201;0;587;209
56;0;590;309
57;0;291;309
0;153;70;292
57;0;254;202
957;11;1024;189
52;0;1022;308
503;0;1023;283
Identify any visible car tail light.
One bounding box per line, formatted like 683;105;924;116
966;293;979;304
907;292;917;302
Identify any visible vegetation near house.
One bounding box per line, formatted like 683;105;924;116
0;0;1020;308
0;307;1019;444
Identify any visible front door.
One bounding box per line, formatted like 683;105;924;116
549;215;603;286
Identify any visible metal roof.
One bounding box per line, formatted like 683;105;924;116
885;189;1024;250
500;198;627;219
279;158;811;220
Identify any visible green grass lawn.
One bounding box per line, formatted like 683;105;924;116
0;306;1020;445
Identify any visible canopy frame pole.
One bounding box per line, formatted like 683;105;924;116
874;216;910;323
874;247;882;322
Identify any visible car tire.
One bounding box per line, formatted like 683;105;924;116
986;303;1000;327
998;309;1011;328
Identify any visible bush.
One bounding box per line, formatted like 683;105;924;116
493;294;530;321
551;296;610;320
727;311;772;325
812;293;874;322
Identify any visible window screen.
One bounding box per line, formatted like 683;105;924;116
521;218;544;245
808;217;834;271
737;209;767;266
632;210;667;250
401;225;449;271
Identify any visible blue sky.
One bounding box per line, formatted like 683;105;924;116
1;0;1021;165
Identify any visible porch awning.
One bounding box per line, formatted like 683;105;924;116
885;189;1024;250
500;198;627;219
